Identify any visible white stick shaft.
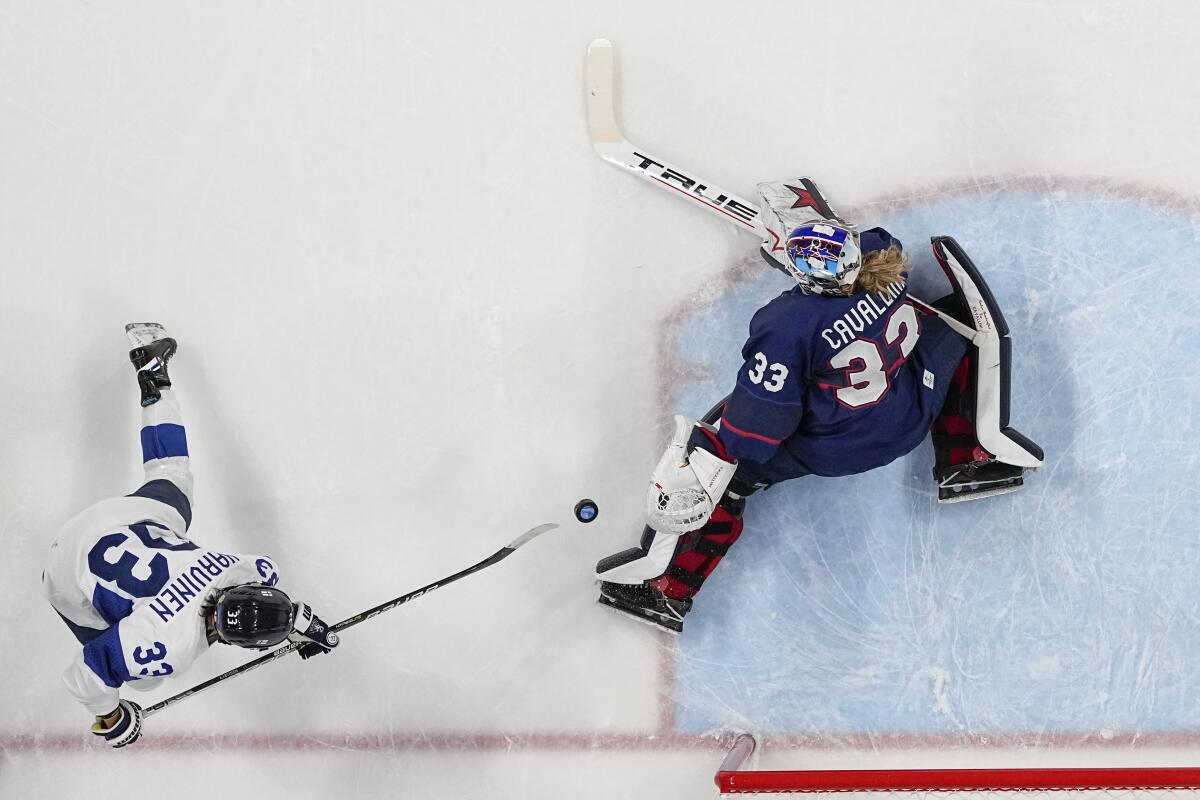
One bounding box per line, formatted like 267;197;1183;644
586;39;766;237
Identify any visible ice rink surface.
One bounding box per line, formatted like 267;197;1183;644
2;2;1199;798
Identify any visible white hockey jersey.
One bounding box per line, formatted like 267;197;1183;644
42;389;281;716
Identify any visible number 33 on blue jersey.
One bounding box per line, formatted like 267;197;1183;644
748;353;790;393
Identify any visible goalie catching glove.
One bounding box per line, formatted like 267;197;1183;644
645;415;738;535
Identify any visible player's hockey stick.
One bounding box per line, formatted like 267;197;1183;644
142;522;559;720
585;39;979;342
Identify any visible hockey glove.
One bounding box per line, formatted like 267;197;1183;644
91;699;143;749
645;415;737;535
288;602;340;660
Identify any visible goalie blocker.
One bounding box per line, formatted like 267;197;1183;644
926;236;1043;502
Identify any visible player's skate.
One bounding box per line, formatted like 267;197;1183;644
126;323;177;407
928;237;1044;503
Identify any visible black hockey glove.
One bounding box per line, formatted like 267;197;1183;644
288;602;340;660
91;699;143;749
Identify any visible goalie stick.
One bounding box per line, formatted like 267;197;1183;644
584;38;978;342
142;522;559;720
586;39;767;239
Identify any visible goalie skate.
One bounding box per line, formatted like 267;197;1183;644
597;581;690;635
936;459;1026;503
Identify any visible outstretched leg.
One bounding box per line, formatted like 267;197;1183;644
926;237;1044;502
595;401;753;634
595;493;746;634
126;323;194;522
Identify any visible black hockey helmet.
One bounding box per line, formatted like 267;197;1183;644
213;584;295;649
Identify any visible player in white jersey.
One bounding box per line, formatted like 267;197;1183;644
42;324;340;748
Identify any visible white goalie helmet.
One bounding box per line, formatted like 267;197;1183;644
756;179;862;295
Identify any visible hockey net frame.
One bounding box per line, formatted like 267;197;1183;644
716;735;1200;796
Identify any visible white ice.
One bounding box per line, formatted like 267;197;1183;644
3;2;1200;798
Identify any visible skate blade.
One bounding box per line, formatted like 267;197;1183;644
125;322;169;348
596;594;682;635
937;482;1023;504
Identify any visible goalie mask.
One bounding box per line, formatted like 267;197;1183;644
784;222;862;295
756;179;862;295
213;584;295;649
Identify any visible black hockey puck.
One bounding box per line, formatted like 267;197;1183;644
574;499;599;524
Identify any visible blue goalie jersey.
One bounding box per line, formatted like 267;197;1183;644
712;228;965;480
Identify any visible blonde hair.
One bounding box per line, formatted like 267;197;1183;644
852;246;907;295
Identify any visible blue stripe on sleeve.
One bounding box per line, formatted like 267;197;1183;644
128;479;193;529
140;423;188;462
82;626;132;689
91;584;134;625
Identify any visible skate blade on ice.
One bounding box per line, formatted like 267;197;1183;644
597;592;683;635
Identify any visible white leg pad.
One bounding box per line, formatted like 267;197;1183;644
596;529;680;585
932;237;1044;469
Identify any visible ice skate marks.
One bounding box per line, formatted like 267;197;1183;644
667;186;1200;739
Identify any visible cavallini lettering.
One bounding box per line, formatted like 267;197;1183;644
819;281;908;350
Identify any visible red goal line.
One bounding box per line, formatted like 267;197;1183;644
716;736;1200;794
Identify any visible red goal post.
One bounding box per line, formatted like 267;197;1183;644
716;735;1200;795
